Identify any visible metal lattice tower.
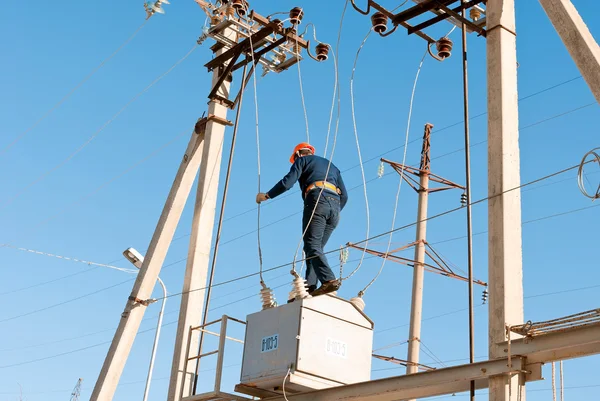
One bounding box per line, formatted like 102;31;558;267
70;378;82;401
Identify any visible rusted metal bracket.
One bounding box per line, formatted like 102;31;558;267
354;0;487;43
373;354;436;371
128;296;154;307
194;114;234;136
409;0;486;35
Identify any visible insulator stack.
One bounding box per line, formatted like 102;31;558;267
232;0;249;17
436;37;453;59
210;14;222;26
339;247;349;265
287;40;302;54
482;288;489;304
277;52;287;63
378;161;385;178
260;286;277;310
470;8;482;22
289;276;311;301
371;12;388;34
350;296;366;311
289;7;304;25
226;5;235;17
461;192;467;206
315;43;329;61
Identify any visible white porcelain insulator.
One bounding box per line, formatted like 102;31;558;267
260;287;277;310
289;277;311;301
350;296;366;311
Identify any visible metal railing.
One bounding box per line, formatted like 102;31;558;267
183;315;247;401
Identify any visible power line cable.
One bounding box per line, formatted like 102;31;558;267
345;27;373;284
0;244;137;274
166;90;595;247
0;21;149;156
290;0;347;275
20;129;189;237
343;76;589;173
1;44;199;211
0;265;98;297
355;48;427;292
0;278;133;324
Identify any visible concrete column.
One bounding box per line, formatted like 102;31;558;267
90;130;206;401
486;1;525;400
406;125;432;385
167;31;234;401
539;0;600;104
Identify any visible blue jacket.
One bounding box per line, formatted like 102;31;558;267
267;155;348;210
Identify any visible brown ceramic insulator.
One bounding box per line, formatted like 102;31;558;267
315;43;329;61
371;12;388;34
289;7;304;25
232;0;249;17
436;37;453;59
470;7;481;22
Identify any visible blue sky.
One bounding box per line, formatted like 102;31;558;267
1;0;599;400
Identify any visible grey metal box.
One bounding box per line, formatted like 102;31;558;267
237;294;373;396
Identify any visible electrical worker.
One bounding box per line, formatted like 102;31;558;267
256;143;348;297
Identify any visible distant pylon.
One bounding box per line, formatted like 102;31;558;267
70;378;83;401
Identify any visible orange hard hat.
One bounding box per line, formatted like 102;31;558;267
290;142;315;163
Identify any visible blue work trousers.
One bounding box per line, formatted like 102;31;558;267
302;190;340;289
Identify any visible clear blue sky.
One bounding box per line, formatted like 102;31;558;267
1;0;599;400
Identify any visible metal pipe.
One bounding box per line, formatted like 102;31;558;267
460;2;476;401
192;62;249;394
142;276;167;401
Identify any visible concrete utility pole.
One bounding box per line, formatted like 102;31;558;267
538;0;600;104
168;27;235;401
90;125;208;401
406;124;432;384
486;0;526;400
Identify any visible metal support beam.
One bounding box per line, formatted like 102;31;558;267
498;321;600;364
167;28;235;401
408;0;485;34
90;129;206;401
264;357;533;401
538;0;600;104
486;0;525;400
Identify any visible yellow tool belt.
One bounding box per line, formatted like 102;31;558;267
305;181;341;195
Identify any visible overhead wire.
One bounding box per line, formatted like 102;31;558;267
0;244;137;274
151;158;596;285
343;27;373;285
0;266;98;297
301;23;338;158
5;268;597;368
18;129;189;239
294;17;310;143
0;278;134;324
249;23;266;286
290;0;347;275
161;77;589;233
355;49;428;293
343;75;588;174
1;44;199;211
0;20;149;156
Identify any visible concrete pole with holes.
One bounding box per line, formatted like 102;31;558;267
167;27;236;401
486;1;526;400
538;0;600;104
90;131;207;401
405;124;432;387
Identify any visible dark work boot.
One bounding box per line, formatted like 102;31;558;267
311;279;341;297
